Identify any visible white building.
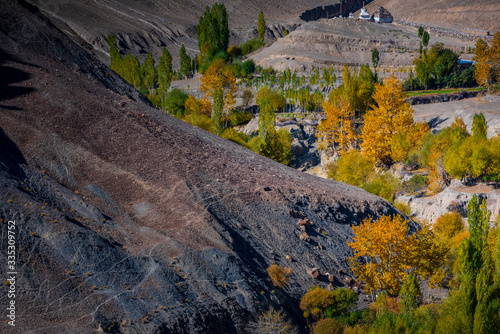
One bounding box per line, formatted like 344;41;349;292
359;3;370;20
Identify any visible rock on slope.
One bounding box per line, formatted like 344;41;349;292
0;1;403;333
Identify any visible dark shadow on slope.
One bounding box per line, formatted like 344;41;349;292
0;49;36;104
427;116;448;131
0;127;26;178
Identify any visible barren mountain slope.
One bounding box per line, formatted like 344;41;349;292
361;0;500;32
250;18;474;70
0;1;403;333
25;0;361;64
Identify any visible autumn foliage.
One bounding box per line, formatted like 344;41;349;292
299;286;356;320
348;215;448;296
317;94;355;154
433;211;464;240
267;264;292;289
200;59;237;113
474;32;500;91
361;75;427;165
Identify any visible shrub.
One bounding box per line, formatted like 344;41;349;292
242;89;253;106
251;308;299;334
221;128;249;148
229;110;253;126
401;174;428;194
227;45;242;59
257;129;292;165
331;151;374;187
336;310;364;327
267;264;292;289
362;173;400;203
165;88;189;118
343;324;369;334
194;116;214;133
240;39;265;56
300;286;336;319
394;201;411;216
313;318;344;334
300;286;356;320
242;59;256;75
434;211;464;239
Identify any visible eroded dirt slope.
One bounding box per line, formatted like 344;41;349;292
1;1;403;333
25;0;351;64
361;0;500;32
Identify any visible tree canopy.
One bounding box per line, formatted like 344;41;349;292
197;3;229;67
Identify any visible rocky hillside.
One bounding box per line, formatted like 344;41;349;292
24;0;364;65
250;18;474;70
360;0;500;33
0;1;404;333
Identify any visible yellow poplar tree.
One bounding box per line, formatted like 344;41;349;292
391;121;429;163
185;95;201;124
200;59;237;118
474;38;491;89
348;215;447;296
317;94;355;154
489;32;500;88
361;75;414;165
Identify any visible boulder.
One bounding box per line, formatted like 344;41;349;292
299;232;311;242
298;218;313;227
290;139;307;156
309;268;321;279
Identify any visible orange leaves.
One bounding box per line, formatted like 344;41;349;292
348;215;448;296
361;75;416;164
200;59;237;116
474;32;500;90
267;264;292;289
317;94;355;154
474;38;491;88
391;121;429;163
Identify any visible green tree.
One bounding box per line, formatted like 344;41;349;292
165;88;189;118
197;3;229;66
140;52;157;93
427;43;459;88
258;129;292;165
212;87;224;135
437;195;498;334
179;45;191;78
418;26;424;38
399;273;420;316
227;45;242;60
106;34;122;73
300;286;356;320
129;56;142;89
414;51;430;89
257;94;276;140
258;10;266;42
422;31;430;47
158;48;173;109
472;112;488;141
